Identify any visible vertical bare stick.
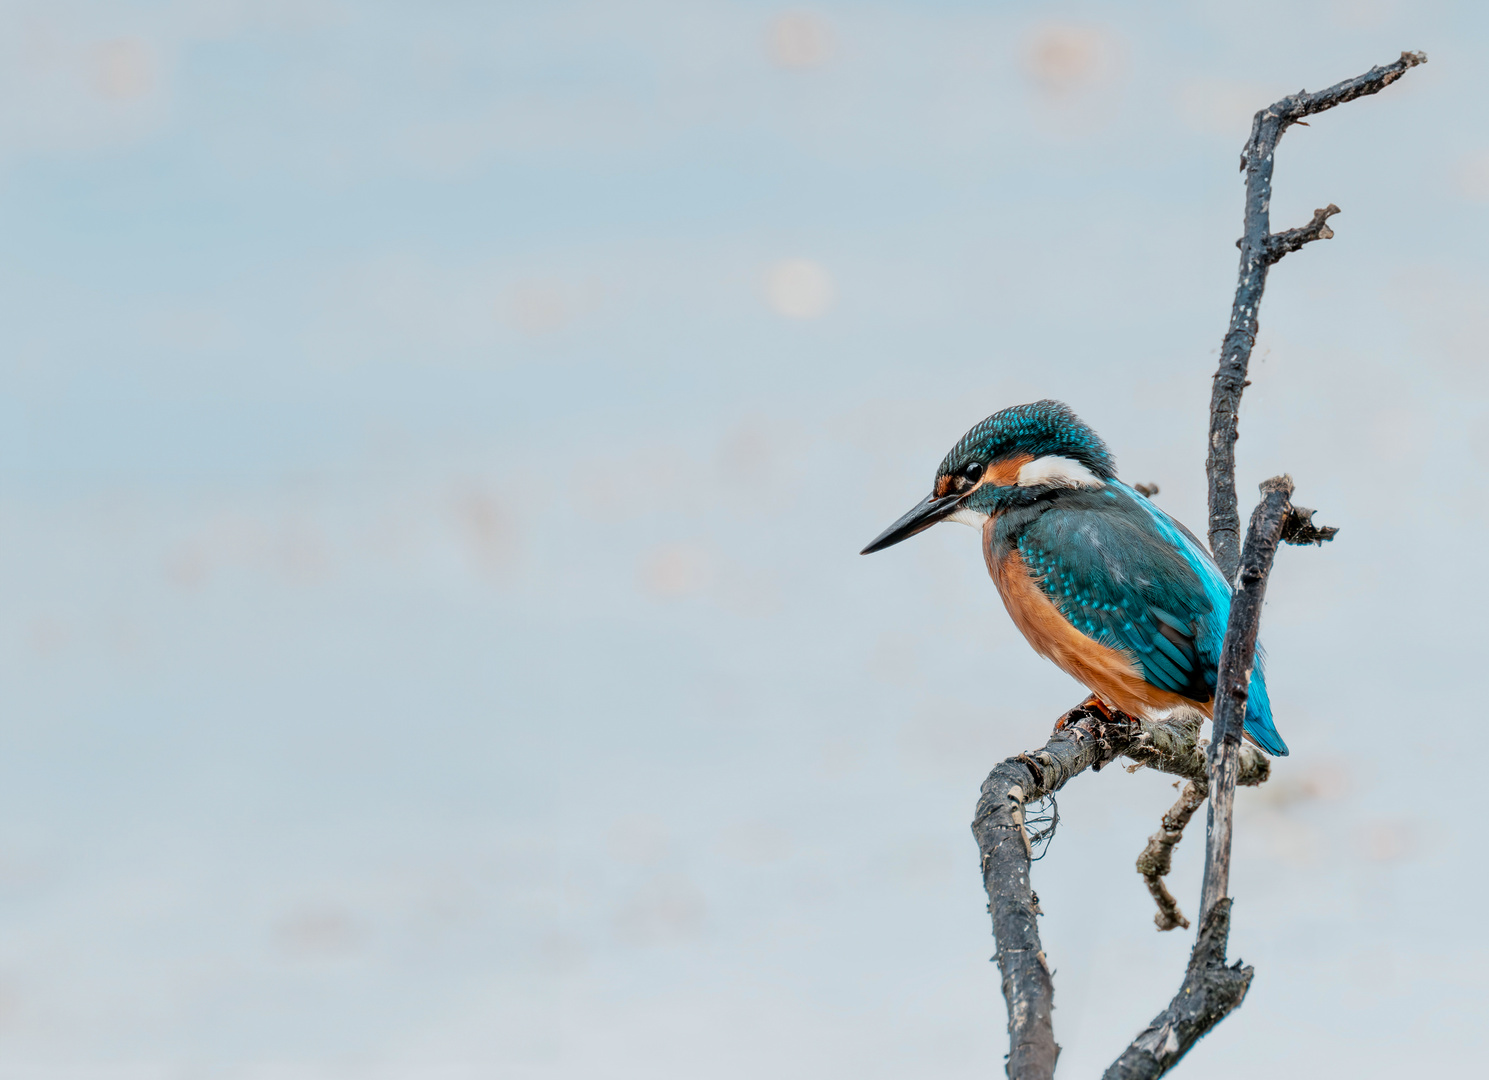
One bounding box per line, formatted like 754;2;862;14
1107;479;1332;1080
1206;50;1425;578
1198;477;1294;923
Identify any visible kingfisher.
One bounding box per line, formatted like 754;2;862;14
861;399;1287;756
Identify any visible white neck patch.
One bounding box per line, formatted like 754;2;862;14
1016;455;1103;489
945;505;990;529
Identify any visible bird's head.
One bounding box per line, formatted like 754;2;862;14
861;399;1116;554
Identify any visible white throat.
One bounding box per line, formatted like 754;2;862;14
945;506;990;529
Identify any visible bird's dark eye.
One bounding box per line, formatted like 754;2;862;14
962;462;984;484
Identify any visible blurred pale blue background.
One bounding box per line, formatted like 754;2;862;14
0;2;1484;1077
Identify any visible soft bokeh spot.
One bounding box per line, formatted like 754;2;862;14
93;36;155;100
1022;23;1123;98
768;11;835;70
765;258;835;318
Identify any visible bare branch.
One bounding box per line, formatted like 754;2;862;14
1135;779;1207;931
1281;504;1340;546
1199;477;1296;919
1102;901;1253;1080
974;706;1125;1080
1107;476;1310;1078
1119;715;1270;788
1125;717;1272;932
1207;51;1425;578
973;708;1260;1079
1264;204;1340;262
1096;53;1403;1080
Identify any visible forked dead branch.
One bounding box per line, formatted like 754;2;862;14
971;51;1423;1080
1206;50;1426;579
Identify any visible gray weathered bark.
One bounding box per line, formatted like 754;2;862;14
1136;778;1207;932
973;709;1269;1080
1206;50;1424;579
1102;900;1252;1080
1199;477;1297;923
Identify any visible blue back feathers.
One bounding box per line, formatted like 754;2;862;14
1111;482;1286;756
1005;489;1215;703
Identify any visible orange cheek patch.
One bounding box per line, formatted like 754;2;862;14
935;453;1033;499
983;453;1034;489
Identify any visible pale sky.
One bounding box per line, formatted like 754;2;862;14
1;2;1485;1077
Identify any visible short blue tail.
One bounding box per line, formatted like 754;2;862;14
1242;662;1288;756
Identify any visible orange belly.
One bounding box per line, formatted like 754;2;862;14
983;522;1206;719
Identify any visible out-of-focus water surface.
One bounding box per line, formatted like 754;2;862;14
1;2;1485;1077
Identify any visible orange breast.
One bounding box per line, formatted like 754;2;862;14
982;521;1206;719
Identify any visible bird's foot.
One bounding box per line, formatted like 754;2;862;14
1085;695;1118;723
1054;694;1116;732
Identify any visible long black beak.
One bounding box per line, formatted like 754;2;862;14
860;493;965;554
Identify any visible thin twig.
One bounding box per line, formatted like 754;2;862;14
1281;503;1341;546
1124;718;1269;932
1206;50;1425;579
1135;779;1207;931
1264;203;1340;262
1125;717;1270;931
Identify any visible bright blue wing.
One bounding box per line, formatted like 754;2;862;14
1110;483;1287;757
1007;484;1288;756
1011;489;1216;701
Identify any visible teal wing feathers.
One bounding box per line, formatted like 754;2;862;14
1010;491;1216;702
1110;483;1287;756
1000;483;1288;757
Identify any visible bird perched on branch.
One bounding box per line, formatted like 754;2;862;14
862;399;1287;756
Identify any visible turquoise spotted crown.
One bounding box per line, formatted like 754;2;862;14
938;400;1116;480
